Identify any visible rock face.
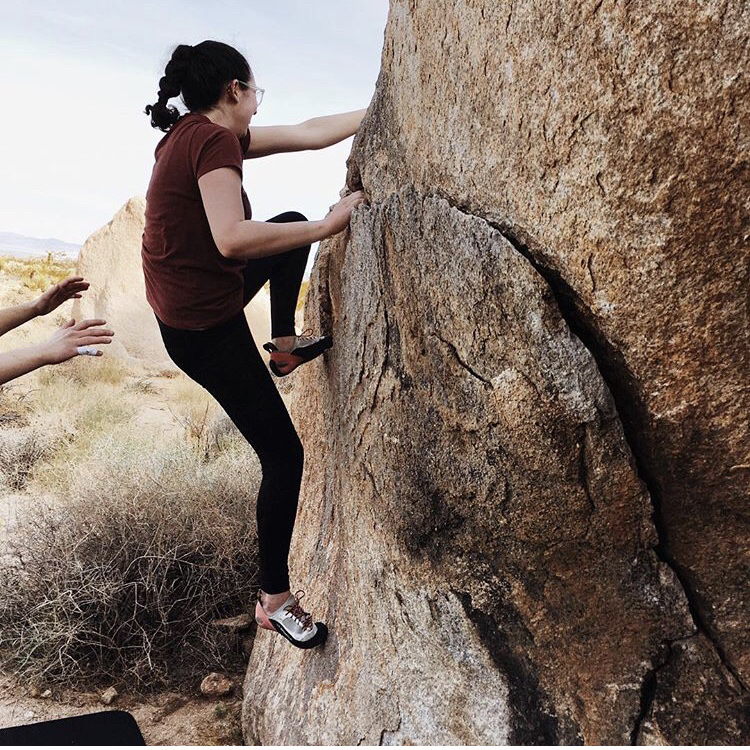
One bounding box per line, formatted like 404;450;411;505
72;197;272;368
243;0;749;744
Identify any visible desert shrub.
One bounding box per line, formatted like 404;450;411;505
168;396;240;462
0;255;76;293
0;425;57;491
36;353;127;388
0;429;261;688
0;387;61;492
125;377;160;395
0;384;32;428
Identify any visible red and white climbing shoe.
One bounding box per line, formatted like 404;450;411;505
262;329;333;377
254;589;328;649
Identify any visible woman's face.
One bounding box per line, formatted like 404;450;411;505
237;77;259;124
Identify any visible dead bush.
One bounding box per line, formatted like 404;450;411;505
0;384;32;428
0;432;261;689
125;377;160;396
0;255;76;293
0;425;56;491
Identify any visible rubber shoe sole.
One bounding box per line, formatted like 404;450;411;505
262;335;333;377
254;598;328;649
270;618;328;649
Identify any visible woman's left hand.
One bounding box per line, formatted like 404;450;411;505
32;276;90;316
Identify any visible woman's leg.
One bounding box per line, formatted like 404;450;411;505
156;313;303;595
242;211;310;339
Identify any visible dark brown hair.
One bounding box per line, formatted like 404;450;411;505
144;40;252;132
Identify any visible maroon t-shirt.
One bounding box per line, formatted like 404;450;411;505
142;113;252;329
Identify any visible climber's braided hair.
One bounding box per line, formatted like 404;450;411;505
144;40;252;132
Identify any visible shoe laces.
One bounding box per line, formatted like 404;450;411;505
295;328;319;347
284;589;314;631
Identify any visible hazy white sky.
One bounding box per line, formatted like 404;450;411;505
0;0;388;277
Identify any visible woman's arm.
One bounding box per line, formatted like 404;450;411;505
246;108;367;158
0;318;114;386
299;108;367;149
198;168;366;260
0;276;90;337
0;301;37;338
0;343;51;385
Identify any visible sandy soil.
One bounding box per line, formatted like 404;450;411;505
0;672;246;745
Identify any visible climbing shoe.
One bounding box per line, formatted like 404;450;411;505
254;589;328;649
262;328;333;377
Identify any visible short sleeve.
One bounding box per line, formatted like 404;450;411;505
192;126;244;180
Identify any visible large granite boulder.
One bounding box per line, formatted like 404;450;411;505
243;0;749;743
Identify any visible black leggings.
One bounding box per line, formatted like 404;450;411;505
155;211;310;595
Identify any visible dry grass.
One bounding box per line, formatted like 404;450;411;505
0;255;76;293
11;376;136;497
36;352;128;388
0;425;261;688
0;259;265;689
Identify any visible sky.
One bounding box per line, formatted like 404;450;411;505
0;0;388;278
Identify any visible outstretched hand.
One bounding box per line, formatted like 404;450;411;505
323;191;367;236
32;276;90;316
42;318;114;364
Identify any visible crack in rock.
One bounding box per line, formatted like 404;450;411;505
370;187;746;735
476;217;749;699
629;636;690;744
433;331;491;385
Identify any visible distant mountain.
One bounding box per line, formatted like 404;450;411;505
0;232;80;259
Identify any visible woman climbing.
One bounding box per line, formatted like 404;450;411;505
142;40;366;649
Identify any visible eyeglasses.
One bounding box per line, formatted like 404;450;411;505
237;80;264;106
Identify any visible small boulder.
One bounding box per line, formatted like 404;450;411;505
100;686;118;705
210;614;253;633
200;672;234;698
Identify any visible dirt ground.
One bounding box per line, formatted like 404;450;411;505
0;671;246;745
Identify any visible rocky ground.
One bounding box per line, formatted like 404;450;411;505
0;671;245;745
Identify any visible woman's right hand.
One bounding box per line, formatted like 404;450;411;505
322;191;367;236
41;318;115;364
